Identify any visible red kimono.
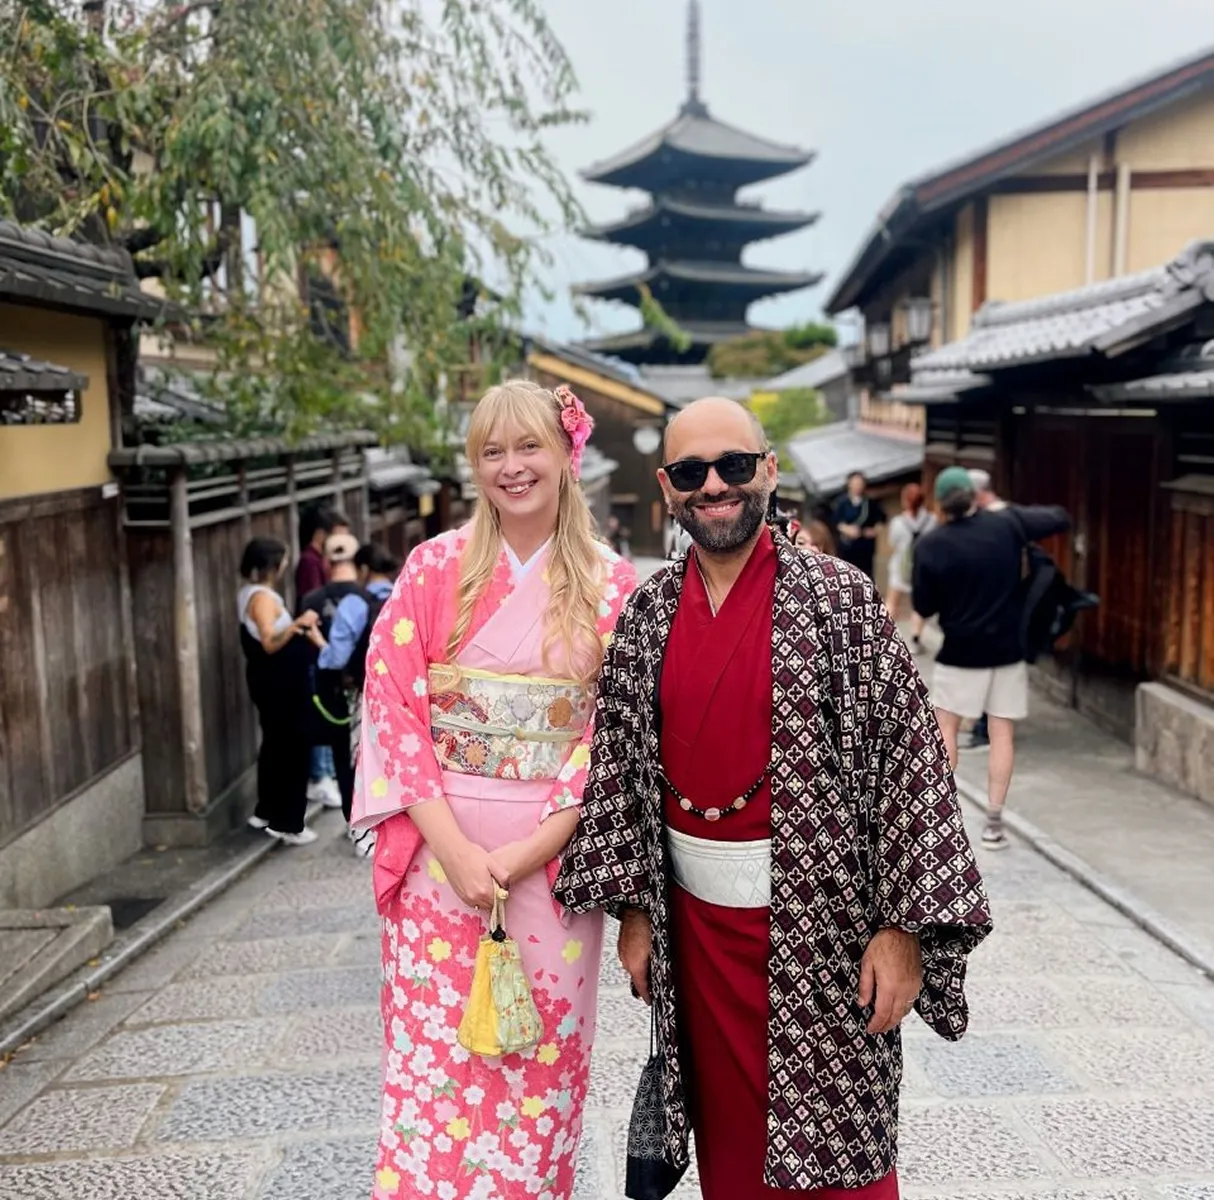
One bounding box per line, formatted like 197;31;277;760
661;530;898;1200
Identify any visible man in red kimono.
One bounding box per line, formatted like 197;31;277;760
556;399;991;1199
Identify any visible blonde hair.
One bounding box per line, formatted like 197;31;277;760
448;379;604;682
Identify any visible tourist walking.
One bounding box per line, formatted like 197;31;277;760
304;541;400;857
831;470;884;579
913;466;1070;850
963;469;1009;750
238;537;320;846
351;380;636;1200
887;482;935;650
555;398;991;1199
296;505;352;808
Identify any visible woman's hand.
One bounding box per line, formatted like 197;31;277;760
440;840;511;910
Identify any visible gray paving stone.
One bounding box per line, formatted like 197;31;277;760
259;966;380;1013
902;1190;1147;1200
968;932;1133;979
259;875;374;912
1049;1029;1214;1091
178;933;342;978
13;991;151;1062
1160;1187;1214;1200
333;931;383;967
1090;926;1210;986
1023;1096;1214;1175
256;1135;375;1200
0;1061;64;1128
154;1067;378;1141
1156;982;1214;1034
588;1045;650;1111
0;1149;267;1200
65;1018;288;1081
129;975;268;1024
992;900;1090;937
572;1118;613;1200
104;938;209;991
910;1033;1079;1097
272;1007;382;1066
0;1082;164;1155
965;976;1192;1031
594;987;652;1042
899;1102;1049;1185
232;904;374;941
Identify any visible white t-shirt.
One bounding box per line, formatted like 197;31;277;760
238;583;292;640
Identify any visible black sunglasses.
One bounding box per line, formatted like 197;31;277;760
661;451;767;493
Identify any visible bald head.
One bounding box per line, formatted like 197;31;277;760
664;397;769;463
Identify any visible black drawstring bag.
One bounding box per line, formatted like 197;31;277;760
624;1009;687;1200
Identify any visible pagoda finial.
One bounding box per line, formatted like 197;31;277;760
685;0;704;112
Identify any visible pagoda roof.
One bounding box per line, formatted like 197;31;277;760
581;320;753;365
581;102;814;192
584;197;818;247
574;260;822;305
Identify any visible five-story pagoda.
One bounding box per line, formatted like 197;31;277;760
575;1;821;365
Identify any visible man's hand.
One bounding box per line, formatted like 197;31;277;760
858;927;922;1034
618;908;653;1005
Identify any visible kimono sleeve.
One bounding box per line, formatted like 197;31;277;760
351;545;446;830
553;586;656;920
863;599;993;1040
540;553;638;822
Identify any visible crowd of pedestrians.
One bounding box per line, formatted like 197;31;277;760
236;508;402;855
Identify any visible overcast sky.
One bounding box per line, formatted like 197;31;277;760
526;0;1214;345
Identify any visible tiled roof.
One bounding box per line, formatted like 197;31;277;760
134;365;225;425
0;349;87;393
581;321;751;357
637;364;764;407
765;349;850;392
574;260;822;300
911;241;1214;374
0;220;164;321
582;105;812;187
585;197;817;242
1091;339;1214;402
785;421;924;497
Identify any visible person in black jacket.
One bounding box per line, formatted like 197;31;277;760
913;467;1070;851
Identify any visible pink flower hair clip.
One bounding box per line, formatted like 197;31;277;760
554;385;594;480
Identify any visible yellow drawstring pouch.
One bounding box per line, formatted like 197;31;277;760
457;888;544;1058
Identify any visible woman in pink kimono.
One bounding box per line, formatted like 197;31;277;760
352;379;637;1200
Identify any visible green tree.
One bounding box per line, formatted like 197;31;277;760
707;320;837;379
0;0;586;447
749;386;828;472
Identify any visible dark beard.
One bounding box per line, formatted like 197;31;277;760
672;486;769;553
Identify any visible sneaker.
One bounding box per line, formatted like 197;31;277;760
307;777;343;808
269;826;320;847
247;815;270;831
349;827;377;859
961;732;990;752
981;824;1010;851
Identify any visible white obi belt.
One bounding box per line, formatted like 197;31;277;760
666;827;771;909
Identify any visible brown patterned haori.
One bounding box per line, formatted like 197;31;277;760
554;535;993;1191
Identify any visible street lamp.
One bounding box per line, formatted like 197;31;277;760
866;321;891;360
904;296;934;345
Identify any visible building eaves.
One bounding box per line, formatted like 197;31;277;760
581;106;812;185
575;260;821;298
826;45;1214;314
785;421;924;497
109;430;377;467
581;322;750;357
0;349;88;393
0;220;165;321
584;198;818;241
1089;338;1214;402
910;241;1214;375
765;349;850;392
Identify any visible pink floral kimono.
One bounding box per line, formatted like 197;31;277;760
352;525;636;1200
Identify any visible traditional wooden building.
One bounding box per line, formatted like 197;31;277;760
0;222;164;908
827;44;1214;465
574;1;821;364
524;338;674;556
905;241;1214;806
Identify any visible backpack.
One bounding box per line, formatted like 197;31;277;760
1006;509;1099;662
306;584;375;737
344;588;389;693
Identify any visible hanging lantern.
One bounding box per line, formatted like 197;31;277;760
867;321;891;360
904;296;934;345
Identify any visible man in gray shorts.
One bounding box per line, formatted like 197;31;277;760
913;467;1070;850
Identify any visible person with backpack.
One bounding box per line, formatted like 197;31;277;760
886;482;935;651
303;541;400;856
912;467;1070;851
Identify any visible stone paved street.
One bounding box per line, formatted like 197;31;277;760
2;807;1214;1199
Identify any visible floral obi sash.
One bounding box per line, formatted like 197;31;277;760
428;664;591;782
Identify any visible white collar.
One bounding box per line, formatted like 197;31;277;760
504;538;551;582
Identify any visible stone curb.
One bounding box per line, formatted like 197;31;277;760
0;808;322;1060
954;777;1214;981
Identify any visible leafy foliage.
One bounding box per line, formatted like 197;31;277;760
708;321;837;379
749;386;828;472
0;0;586;447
